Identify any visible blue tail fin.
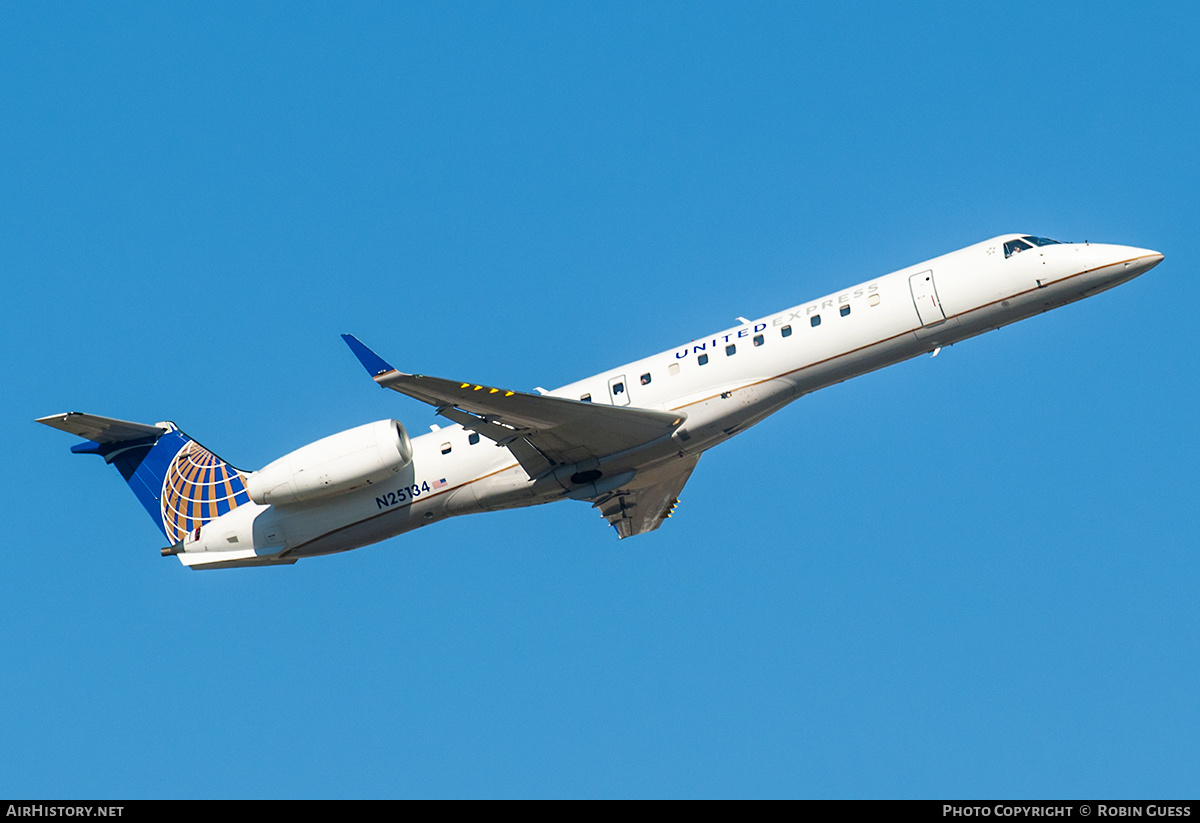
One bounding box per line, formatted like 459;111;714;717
38;412;251;543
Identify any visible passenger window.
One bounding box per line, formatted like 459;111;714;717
781;325;792;337
698;353;709;365
468;432;480;445
440;442;452;455
726;344;736;356
753;334;764;347
869;294;880;307
811;315;821;327
640;373;651;385
580;393;592;402
840;305;851;317
612;382;625;395
668;363;680;376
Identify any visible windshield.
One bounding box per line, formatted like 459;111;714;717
1004;239;1032;258
1005;235;1064;258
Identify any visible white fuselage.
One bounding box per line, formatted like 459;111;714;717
179;235;1162;566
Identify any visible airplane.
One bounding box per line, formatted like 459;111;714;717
38;234;1163;569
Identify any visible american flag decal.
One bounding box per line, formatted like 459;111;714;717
432;478;448;490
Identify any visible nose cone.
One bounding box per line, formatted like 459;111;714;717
1107;245;1164;280
1080;244;1164;293
1128;248;1165;275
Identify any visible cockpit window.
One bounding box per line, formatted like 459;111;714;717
1005;236;1064;258
1004;239;1033;258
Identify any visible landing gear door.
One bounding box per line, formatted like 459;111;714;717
909;270;947;327
608;375;631;406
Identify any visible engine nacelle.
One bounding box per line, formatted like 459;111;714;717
247;419;414;506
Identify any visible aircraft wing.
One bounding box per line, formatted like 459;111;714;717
342;335;686;478
590;454;699;538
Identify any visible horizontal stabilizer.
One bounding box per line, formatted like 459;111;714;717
39;412;251;543
36;412;166;444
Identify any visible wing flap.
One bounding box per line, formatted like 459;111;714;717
591;454;700;538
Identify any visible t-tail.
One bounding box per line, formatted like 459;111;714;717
37;412;251;543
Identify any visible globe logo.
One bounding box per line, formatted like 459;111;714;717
160;440;251;543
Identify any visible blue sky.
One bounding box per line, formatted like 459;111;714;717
3;2;1197;798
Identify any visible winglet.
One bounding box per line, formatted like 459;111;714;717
341;334;397;378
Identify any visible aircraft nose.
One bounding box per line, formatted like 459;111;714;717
1124;247;1165;276
1142;249;1164;268
1075;244;1163;292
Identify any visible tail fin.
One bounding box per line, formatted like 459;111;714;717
37;412;251;543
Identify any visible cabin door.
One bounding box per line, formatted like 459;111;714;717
608;375;631;406
909;270;947;326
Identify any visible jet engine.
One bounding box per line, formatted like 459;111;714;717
247;419;414;506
